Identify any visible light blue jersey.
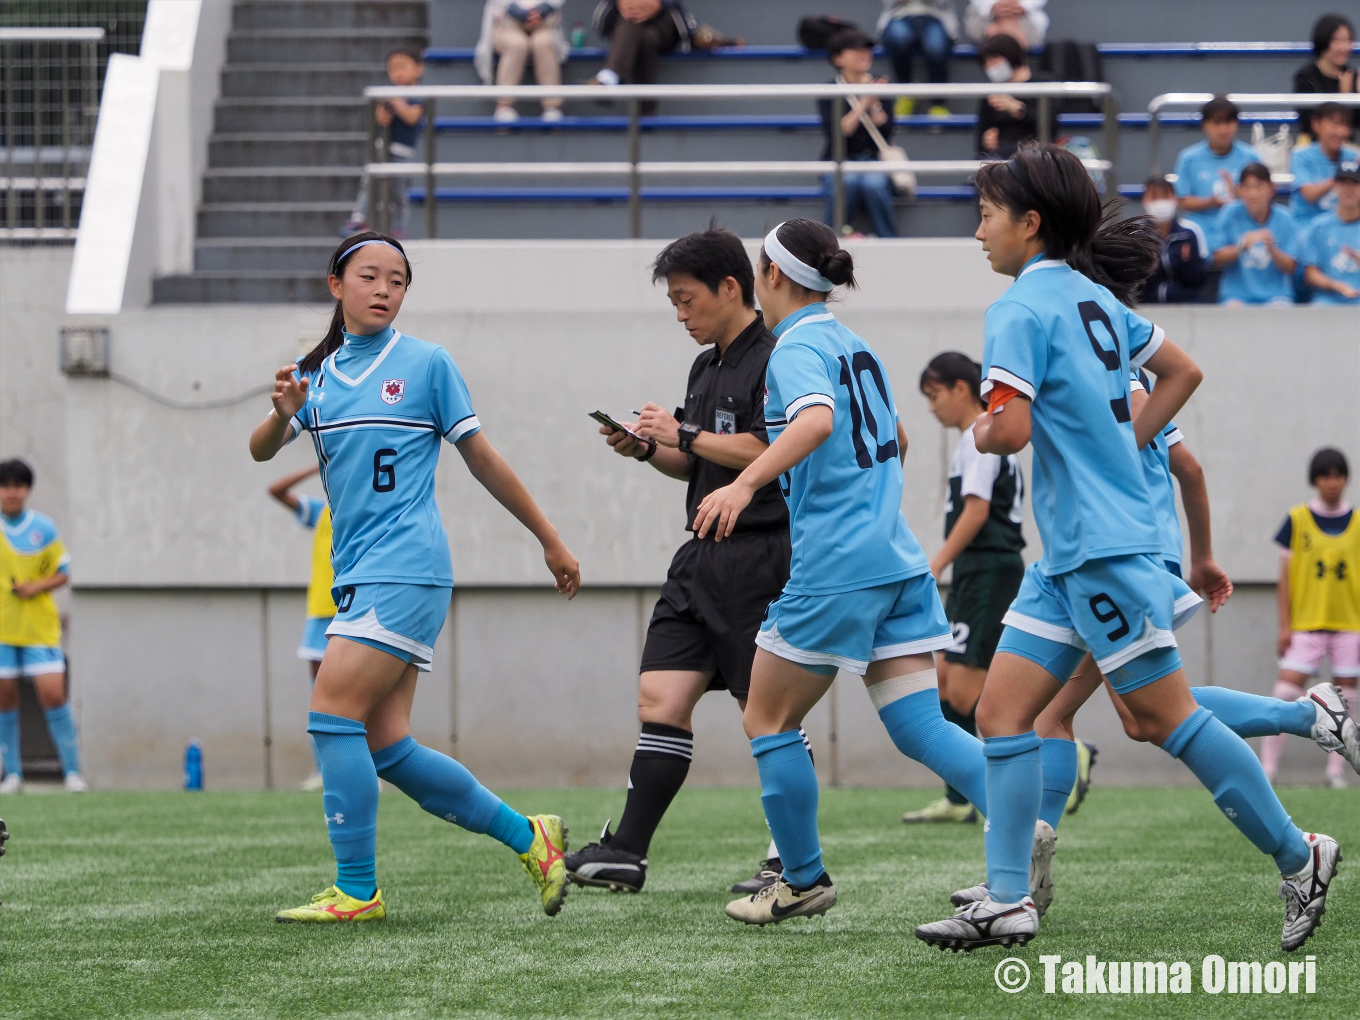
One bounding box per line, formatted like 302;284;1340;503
286;326;481;590
1173;139;1260;236
1212;200;1297;304
1298;211;1360;304
981;257;1163;576
763;304;929;596
1290;143;1360;225
1131;371;1184;567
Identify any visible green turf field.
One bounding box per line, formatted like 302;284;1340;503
0;785;1355;1019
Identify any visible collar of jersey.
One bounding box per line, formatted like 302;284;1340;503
1;510;32;534
772;303;834;341
326;327;401;387
1017;255;1067;279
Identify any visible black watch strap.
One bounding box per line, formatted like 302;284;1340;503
677;422;701;453
636;436;658;462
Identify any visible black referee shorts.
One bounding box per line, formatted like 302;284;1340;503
640;530;791;701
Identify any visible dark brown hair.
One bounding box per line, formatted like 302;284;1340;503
299;232;412;375
1239;162;1273;186
920;352;982;402
757;218;857;293
652;225;755;306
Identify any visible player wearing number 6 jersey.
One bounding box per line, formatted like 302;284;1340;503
694;219;988;927
914;143;1338;955
250;232;581;924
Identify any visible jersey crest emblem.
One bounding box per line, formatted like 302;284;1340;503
380;379;406;405
715;409;736;435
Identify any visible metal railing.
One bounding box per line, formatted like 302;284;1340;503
362;82;1116;239
1146;93;1360;175
0;27;104;241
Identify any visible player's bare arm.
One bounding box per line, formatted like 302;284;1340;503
1133;338;1202;449
249;365;310;462
972;395;1030;455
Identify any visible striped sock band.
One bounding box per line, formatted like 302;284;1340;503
799;726;814;766
635;722;694;761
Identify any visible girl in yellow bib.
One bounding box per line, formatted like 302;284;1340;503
269;466;338;790
1264;448;1360;785
0;459;86;793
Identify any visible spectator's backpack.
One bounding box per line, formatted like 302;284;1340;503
1039;40;1105;115
797;15;862;51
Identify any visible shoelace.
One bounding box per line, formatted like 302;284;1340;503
750;878;788;904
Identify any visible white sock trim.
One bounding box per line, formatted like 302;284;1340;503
866;669;938;711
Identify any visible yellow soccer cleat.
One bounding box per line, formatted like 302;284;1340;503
519;813;569;916
901;796;978;824
1065;740;1098;815
274;885;385;924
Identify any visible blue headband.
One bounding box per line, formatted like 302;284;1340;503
338;238;404;264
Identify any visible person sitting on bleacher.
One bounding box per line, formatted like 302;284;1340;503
818;29;898;238
1292;13;1356;138
1140;176;1209;304
1291;103;1360;228
1297;159;1360;304
475;1;569;124
1172;96;1260;240
963;0;1047;50
973;34;1052;159
877;1;959;120
589;0;695;115
1211;163;1299;307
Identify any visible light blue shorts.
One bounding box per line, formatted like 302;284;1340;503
996;555;1201;694
0;644;66;678
756;572;953;676
326;584;451;673
297;616;333;662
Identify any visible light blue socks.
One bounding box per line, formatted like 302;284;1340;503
308;711;379;900
42;704;81;777
1191;686;1315;738
0;708;20;778
371;735;533;855
875;686;987;814
751;730;823;889
1162;707;1310;875
983;731;1043;904
1039;738;1078;832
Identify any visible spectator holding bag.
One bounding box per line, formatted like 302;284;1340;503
818;29;899;238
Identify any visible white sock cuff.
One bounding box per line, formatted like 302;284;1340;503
867;669;938;711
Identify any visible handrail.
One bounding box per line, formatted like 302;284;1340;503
364;159;1112;178
1146;92;1360;175
361;82;1116;238
0;27;105;41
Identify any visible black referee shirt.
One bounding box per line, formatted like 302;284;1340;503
678;315;789;536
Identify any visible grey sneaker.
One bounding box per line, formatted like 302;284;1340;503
916;895;1039;952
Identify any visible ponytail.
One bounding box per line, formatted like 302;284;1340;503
920;351;983;402
1068;207;1162;306
299;230;412;375
758;217;858;293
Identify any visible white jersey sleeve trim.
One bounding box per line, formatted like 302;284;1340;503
1164;427;1184;447
1130;325;1165;369
956;425;1003;503
444;414;481;443
785;393;835;420
982;367;1036;400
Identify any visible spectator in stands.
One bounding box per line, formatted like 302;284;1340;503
1291;103;1360;227
973;34;1052;158
878;1;959;120
819;29;898;238
963;0;1047;50
1172;96;1260;239
1211;163;1298;306
1141;176;1209;303
1298;159;1360;303
589;0;695;114
1293;13;1356;137
342;47;425;238
475;1;569;124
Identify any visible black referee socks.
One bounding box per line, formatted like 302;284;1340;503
609;723;694;857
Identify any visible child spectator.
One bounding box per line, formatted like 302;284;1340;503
1298;159;1360;303
963;0;1047;49
1141;176;1209;303
878;1;958;120
475;1;569;123
1290;103;1360;227
341;47;425;237
819;29;898;238
589;0;695;115
1263;448;1360;787
1211;162;1299;306
1292;14;1356;136
974;33;1053;158
1172;96;1260;238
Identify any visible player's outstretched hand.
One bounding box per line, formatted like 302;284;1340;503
270;364;309;421
694;481;753;542
544;539;580;600
1189;558;1233;613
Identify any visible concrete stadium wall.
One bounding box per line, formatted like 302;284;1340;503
5;241;1358;789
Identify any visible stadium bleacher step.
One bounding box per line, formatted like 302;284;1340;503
213;98;369;134
198;203;354;238
220;64;386;99
192;237;344;272
226;29;428;65
202;167;363;205
152;270;332;305
233;0;428;32
206;133;368;169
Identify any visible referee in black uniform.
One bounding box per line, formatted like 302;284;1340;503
565;227;798;896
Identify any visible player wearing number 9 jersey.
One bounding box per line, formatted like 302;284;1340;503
694;220;991;928
250;232;581;926
914;143;1338;955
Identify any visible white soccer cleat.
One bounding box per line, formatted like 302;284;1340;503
1280;833;1341;952
63;773;88;793
724;873;836;925
948;819;1057;917
0;774;22;794
915;895;1039;951
1305;683;1360;775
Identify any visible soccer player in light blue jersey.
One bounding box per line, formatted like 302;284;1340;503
693;219;988;927
1211;163;1299;305
250;232;582;924
914;144;1341;954
1299;159;1360;303
1172;96;1260;238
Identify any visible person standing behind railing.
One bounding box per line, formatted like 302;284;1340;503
878;1;959;121
818;29;899;238
974;34;1053;159
476;1;569;124
341;47;426;238
1292;13;1356;138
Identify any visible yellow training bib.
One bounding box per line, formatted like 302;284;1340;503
306;506;338;618
1287;503;1360;632
0;520;66;647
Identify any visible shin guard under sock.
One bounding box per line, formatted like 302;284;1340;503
983;732;1043;904
610;723;693;856
1039;737;1078;832
751;730;823;889
870;674;986;814
1191;686;1315;739
308;712;379;899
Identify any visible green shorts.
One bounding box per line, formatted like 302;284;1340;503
943;555;1025;670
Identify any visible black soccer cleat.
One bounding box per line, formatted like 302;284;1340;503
564;823;647;893
0;816;7;858
731;857;783;895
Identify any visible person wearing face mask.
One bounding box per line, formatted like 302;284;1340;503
974;34;1054;159
1140;177;1209;304
1212;163;1299;306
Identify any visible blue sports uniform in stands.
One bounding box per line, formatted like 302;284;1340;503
1290;142;1360;225
1212;200;1298;305
1173;138;1259;237
1298;210;1360;304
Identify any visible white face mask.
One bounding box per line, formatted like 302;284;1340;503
984;61;1014;84
1144;198;1178;223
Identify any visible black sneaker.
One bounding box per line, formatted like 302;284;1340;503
730;857;782;895
564;823;647;893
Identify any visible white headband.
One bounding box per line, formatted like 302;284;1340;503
338;238;404;263
763;223;835;292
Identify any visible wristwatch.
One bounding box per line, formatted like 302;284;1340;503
677;422;702;453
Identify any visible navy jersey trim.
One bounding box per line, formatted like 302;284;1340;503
311;416;439;435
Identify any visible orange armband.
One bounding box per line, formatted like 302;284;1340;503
988;382;1024;413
